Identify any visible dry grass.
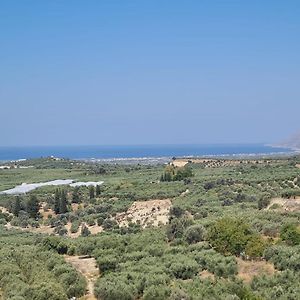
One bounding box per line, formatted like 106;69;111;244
199;270;215;281
237;258;276;284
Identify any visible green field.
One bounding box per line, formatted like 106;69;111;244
1;156;300;300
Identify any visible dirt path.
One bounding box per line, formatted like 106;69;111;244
64;255;99;300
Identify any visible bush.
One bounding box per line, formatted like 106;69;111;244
264;245;300;271
207;217;265;257
29;281;67;300
161;165;193;182
70;221;80;233
54;225;68;236
143;285;170;300
165;255;199;280
97;255;118;273
169;287;190;300
94;277;135;300
280;223;300;246
81;224;91;237
102;219;118;230
167;217;193;241
169;206;185;218
184;225;206;244
258;196;271;210
244;235;266;258
192;249;237;277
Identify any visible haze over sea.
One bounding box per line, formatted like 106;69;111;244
0;144;294;162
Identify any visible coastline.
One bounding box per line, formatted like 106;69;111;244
0;144;296;163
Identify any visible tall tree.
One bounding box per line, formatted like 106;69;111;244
89;186;95;199
13;196;22;216
72;187;80;203
59;189;68;214
95;185;101;197
26;195;40;219
54;189;60;214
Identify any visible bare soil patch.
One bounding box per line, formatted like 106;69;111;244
5;223;55;235
199;270;215;281
6;221;102;238
116;199;172;228
65;255;99;300
61;222;103;238
71;203;81;211
267;197;300;212
0;206;12;216
39;202;55;220
171;160;189;167
84;223;103;235
237;258;276;283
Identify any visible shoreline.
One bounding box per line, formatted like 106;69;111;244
0;151;298;166
0;144;297;164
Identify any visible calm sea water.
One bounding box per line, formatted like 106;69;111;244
0;144;294;161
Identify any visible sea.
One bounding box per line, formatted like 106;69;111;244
0;144;295;163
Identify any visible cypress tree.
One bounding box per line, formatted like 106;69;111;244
27;195;40;219
54;189;60;214
95;185;101;196
72;187;80;203
59;189;68;214
89;185;95;199
13;196;22;216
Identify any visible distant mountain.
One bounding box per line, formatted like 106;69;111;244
276;131;300;150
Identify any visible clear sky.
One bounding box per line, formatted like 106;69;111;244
1;0;299;146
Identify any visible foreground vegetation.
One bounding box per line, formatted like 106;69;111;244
1;156;300;299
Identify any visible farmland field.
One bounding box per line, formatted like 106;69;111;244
1;156;300;300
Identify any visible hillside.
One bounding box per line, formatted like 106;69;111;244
276;131;300;150
1;157;300;299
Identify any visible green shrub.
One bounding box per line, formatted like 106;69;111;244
143;285;170;300
280;223;300;246
207;217;265;257
184;225;206;244
97;255;118;273
70;221;80;233
94;277;135;300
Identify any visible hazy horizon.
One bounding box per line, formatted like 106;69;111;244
1;1;300;146
0;142;289;148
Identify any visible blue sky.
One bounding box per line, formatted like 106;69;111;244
1;0;299;146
